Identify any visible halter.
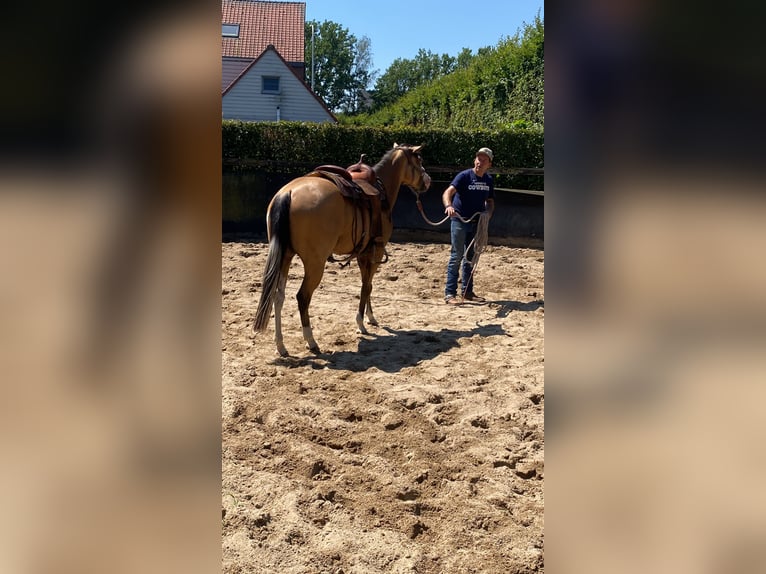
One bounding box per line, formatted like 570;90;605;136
391;145;429;194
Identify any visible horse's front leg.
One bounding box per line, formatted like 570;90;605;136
357;293;378;331
365;299;378;327
356;284;372;334
356;256;378;332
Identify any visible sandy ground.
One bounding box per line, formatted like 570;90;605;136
222;236;544;573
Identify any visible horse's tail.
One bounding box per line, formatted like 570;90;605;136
254;191;292;332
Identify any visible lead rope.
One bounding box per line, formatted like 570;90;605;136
413;193;490;301
462;211;490;294
415;195;482;226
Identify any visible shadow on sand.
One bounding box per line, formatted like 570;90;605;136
489;298;544;318
270;298;542;372
273;323;507;373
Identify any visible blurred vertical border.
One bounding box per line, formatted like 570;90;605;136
0;0;222;572
546;1;766;572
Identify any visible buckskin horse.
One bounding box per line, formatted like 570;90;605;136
253;143;432;356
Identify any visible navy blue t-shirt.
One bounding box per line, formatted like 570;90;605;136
450;168;494;218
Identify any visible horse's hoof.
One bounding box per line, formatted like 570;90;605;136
368;318;379;327
276;346;289;357
307;343;321;354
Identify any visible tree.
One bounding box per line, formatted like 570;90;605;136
304;20;376;114
456;48;475;70
351;36;375;112
344;14;544;130
371;49;457;110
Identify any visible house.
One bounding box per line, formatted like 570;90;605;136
221;0;336;123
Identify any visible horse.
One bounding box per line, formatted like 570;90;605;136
253;143;432;356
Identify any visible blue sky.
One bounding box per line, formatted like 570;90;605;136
305;0;544;78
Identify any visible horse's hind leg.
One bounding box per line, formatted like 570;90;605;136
273;254;293;356
296;258;325;353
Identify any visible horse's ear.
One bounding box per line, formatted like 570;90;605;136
393;142;399;148
412;145;424;153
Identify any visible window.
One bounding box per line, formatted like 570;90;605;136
222;23;239;38
262;76;280;94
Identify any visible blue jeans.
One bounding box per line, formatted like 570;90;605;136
445;218;477;298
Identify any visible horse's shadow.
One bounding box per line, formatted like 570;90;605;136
275;323;508;373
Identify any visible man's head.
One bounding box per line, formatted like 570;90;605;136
473;147;493;175
476;147;494;163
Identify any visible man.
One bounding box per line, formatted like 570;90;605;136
443;147;495;304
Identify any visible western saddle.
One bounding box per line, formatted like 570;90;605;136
309;154;386;245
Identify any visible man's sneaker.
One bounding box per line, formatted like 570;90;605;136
445;295;462;305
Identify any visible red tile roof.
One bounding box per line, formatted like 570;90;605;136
221;0;305;62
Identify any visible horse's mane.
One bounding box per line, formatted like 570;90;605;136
373;144;415;171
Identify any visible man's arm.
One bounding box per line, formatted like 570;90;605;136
443;185;457;216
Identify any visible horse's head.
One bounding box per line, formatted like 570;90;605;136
392;143;432;194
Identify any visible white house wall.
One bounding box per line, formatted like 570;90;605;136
223;50;334;123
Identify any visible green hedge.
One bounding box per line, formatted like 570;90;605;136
222;120;543;190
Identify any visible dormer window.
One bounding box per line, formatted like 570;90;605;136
222;23;240;38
